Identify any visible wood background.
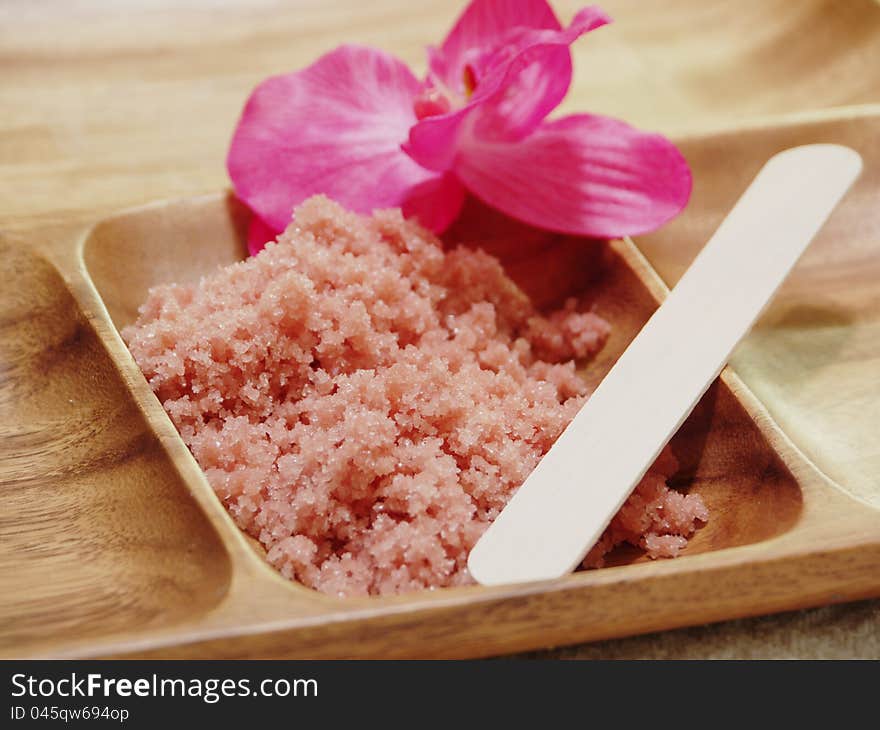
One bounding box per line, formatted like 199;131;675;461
2;0;879;657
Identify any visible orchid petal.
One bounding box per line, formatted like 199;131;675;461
227;44;458;234
431;0;562;93
406;7;611;172
401;171;466;233
247;214;279;256
470;8;611;141
245;175;465;256
454;114;692;238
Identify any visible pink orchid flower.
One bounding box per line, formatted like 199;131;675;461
228;0;691;255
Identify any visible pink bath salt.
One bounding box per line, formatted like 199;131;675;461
582;452;710;568
123;195;707;597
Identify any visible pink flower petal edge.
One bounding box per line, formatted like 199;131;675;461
430;0;563;93
246;214;279;257
454;113;693;238
400;171;467;234
405;7;611;172
227;44;461;235
246;174;465;256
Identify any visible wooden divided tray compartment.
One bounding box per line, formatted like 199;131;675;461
2;113;879;659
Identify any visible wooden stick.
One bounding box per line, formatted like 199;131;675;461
468;144;863;586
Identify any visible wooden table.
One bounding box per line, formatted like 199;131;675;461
2;0;879;658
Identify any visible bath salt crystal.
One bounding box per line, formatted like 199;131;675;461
123;196;707;596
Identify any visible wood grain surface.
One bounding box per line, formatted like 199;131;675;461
1;0;879;658
3;197;876;659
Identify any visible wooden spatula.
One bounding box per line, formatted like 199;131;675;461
468;144;863;586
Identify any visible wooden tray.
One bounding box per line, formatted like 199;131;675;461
2;118;880;659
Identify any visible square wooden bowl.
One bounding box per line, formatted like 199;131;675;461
2;113;879;659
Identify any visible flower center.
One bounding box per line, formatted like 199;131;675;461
462;65;477;98
413;86;452;120
413;68;477;121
